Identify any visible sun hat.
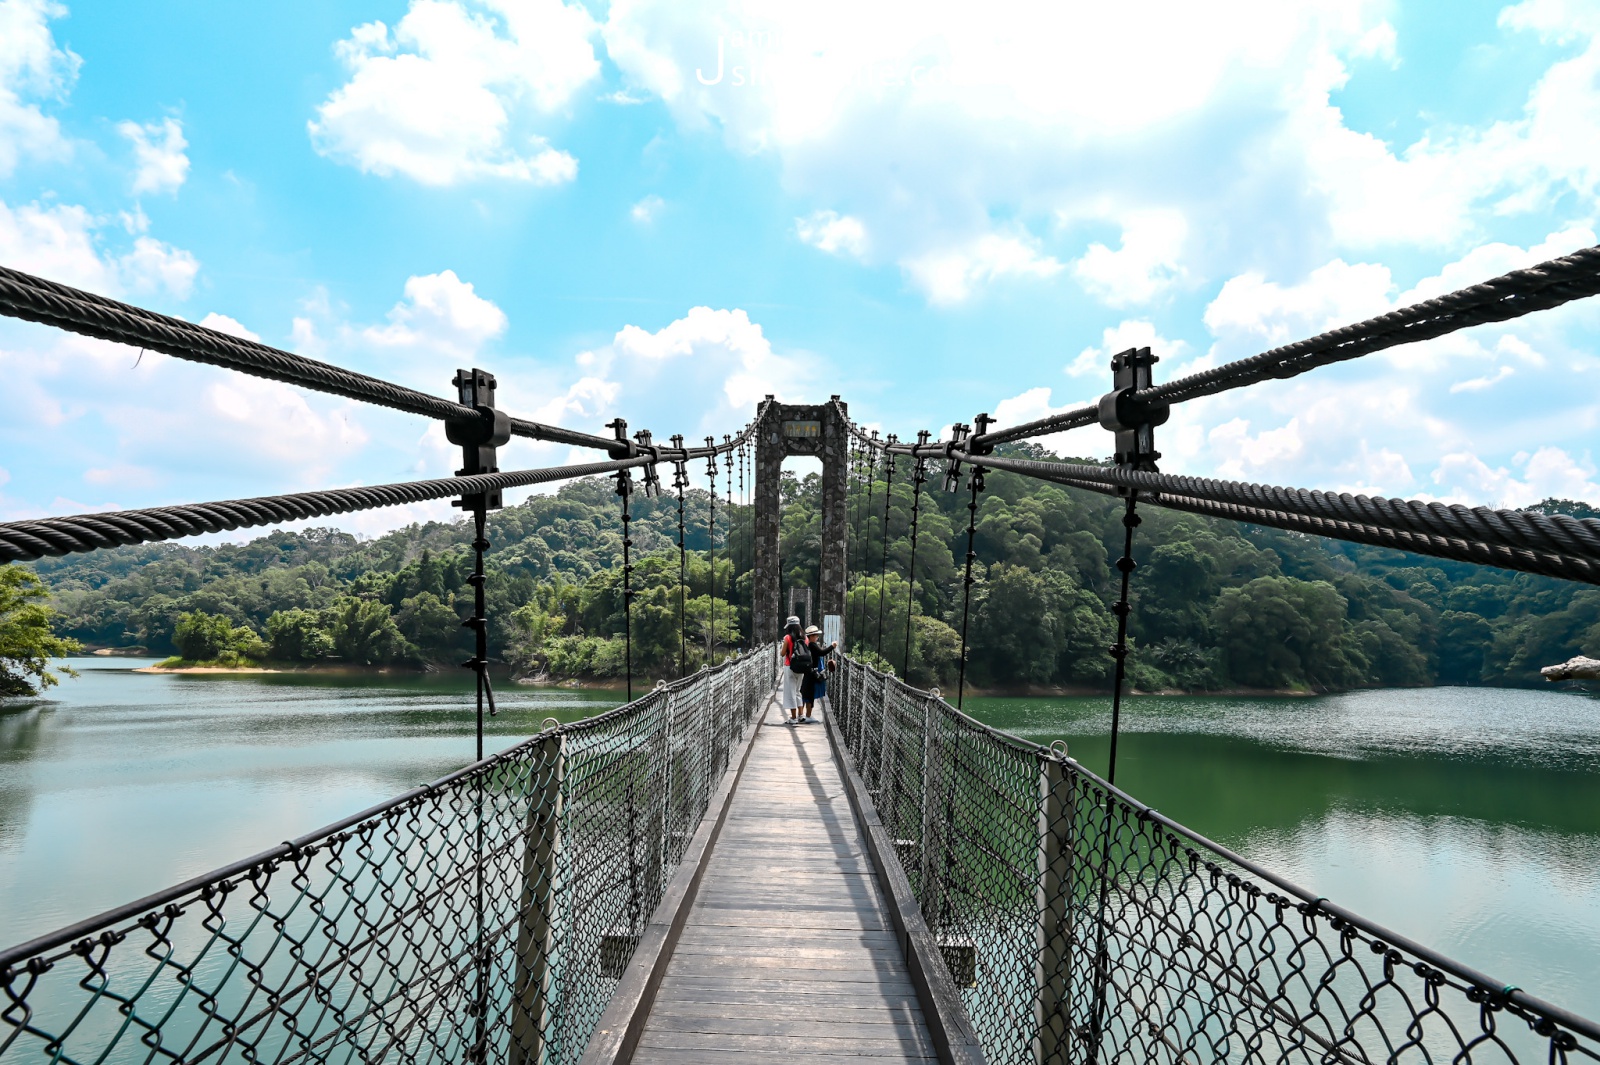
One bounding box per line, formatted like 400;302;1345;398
785;615;801;627
804;625;821;636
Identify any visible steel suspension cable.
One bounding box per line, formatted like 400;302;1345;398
0;457;651;563
955;463;986;710
855;438;879;649
616;466;635;701
705;440;719;665
725;437;735;644
876;439;898;659
0;265;621;452
1106;493;1140;786
464;495;494;1063
975;243;1600;448
963;451;1600;585
846;443;862;647
670;435;689;678
902;432;931;677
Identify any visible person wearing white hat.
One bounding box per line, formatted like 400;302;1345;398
799;625;836;724
779;616;804;725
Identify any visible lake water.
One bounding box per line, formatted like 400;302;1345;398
2;662;1597;1023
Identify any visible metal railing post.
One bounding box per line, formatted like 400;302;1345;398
512;731;564;1065
1035;755;1072;1065
919;692;939;907
877;678;895;794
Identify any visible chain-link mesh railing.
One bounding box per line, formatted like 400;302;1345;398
831;654;1600;1065
0;649;771;1065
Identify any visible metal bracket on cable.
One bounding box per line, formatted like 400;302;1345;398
634;428;662;497
943;422;971;493
669;433;690;494
1096;346;1169;489
447;368;511;510
611;418;636;700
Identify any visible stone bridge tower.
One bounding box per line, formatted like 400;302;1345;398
751;397;850;644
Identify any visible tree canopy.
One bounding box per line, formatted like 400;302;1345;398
17;446;1598;692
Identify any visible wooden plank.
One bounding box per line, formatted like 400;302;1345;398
650;1002;928;1025
654;975;919;996
634;1050;935;1065
637;1032;936;1056
653;988;923;1009
635;712;937;1063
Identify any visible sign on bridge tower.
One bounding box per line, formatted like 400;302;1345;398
751;397;850;643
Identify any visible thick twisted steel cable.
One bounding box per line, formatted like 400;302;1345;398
0;265;769;459
0;457;649;563
1004;464;1599;585
978;243;1600;447
964;452;1600;564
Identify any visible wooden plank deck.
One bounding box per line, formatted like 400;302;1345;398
633;697;937;1063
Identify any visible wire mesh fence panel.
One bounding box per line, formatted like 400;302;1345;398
0;651;770;1065
832;655;1600;1065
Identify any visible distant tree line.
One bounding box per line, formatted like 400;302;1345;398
13;448;1599;692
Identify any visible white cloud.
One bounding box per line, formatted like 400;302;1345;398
198;312;261;343
362;269;508;355
992;386;1071;430
795;209;867;259
631;193;664;223
118;117;189;195
310;0;597;185
1066;319;1189;378
601;0;1600;304
556;306;813;440
1204;258;1394;347
118;236;198;298
0;199;113;291
0;198;198;297
1432;447;1600;507
1071;210;1188;306
1207;416;1307;479
901;232;1063;305
0;0;77;176
1397;226;1596;304
0;324;371;501
1449;366;1515;393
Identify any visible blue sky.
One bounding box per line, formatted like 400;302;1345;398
1;0;1598;535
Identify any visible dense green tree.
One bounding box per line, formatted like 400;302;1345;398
329;598;411;665
265;609;335;661
0;567;81;696
24;468;1599;692
172;611;266;663
395;592;465;659
1212;577;1358;690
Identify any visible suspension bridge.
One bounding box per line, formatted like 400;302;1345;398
1;246;1599;1064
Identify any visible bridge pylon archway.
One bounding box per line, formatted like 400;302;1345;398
751;396;850;644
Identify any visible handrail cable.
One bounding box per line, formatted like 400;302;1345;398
0;263;769;462
0;456;650;563
972;242;1600;448
828;397;1600;586
968;452;1600;584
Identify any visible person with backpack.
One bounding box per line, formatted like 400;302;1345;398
799;625;836;724
780;616;806;725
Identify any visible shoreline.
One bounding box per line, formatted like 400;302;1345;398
131;661;434;677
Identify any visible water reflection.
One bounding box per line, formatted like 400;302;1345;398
964;685;1600;1021
4;667;1597;1024
0;659;619;948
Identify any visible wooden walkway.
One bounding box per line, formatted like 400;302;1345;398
633;697;938;1063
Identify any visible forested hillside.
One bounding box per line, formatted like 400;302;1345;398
26;445;1599;692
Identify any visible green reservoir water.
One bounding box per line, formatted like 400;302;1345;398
962;686;1600;1020
2;662;1597;1022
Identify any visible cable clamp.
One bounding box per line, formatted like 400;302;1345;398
1096;347;1167;492
449;368;509;510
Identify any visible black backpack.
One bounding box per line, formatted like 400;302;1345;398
787;638;813;674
